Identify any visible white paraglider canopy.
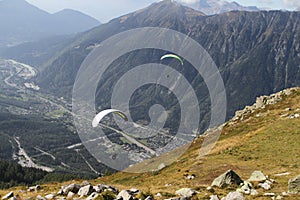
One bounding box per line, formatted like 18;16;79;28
92;109;128;128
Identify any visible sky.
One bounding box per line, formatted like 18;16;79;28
25;0;300;22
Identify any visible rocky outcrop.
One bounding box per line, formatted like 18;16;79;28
232;88;296;122
58;183;81;195
211;170;243;188
288;174;300;194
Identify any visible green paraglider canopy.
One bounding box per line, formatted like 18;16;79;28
160;53;183;65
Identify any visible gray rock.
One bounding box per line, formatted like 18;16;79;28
248;171;267;183
45;194;56;200
55;198;66;200
28;185;41;192
258;181;271;190
128;188;139;195
276;195;283;200
264;193;275;196
281;191;289;196
164;198;190;200
96;184;118;194
1;192;14;200
206;186;215;193
36;195;46;200
157;163;166;170
144;196;154;200
288;174;300;194
175;188;196;198
156;193;162;197
185;175;195;180
117;190;133;200
78;185;94;197
60;184;81;195
221;192;245;200
86;192;99;200
250;189;259;196
66;191;76;199
81;181;91;186
212;169;243;188
240;181;252;191
210;195;219;200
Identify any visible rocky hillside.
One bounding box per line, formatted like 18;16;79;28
1;87;299;199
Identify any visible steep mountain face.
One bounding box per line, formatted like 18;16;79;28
180;0;259;15
0;0;100;47
37;0;300;133
37;0;205;97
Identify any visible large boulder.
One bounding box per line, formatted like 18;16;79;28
288;174;300;194
66;191;76;199
78;185;94;197
221;192;245;200
59;183;81;195
212;170;243;188
117;190;133;200
248;171;266;183
175;188;196;198
86;192;99;200
210;195;219;200
1;192;13;200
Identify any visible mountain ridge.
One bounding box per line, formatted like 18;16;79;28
35;0;300;134
0;0;100;47
180;0;259;15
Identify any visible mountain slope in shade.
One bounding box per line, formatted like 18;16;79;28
0;0;100;47
36;0;300;134
181;0;259;15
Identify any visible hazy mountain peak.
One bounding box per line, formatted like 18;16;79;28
0;0;49;14
0;0;100;47
52;9;100;24
180;0;259;15
117;0;205;24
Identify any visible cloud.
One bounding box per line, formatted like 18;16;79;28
258;0;274;4
282;0;300;9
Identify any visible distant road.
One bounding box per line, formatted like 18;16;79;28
2;59;157;156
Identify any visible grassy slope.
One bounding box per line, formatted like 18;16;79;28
1;88;299;199
96;88;300;199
